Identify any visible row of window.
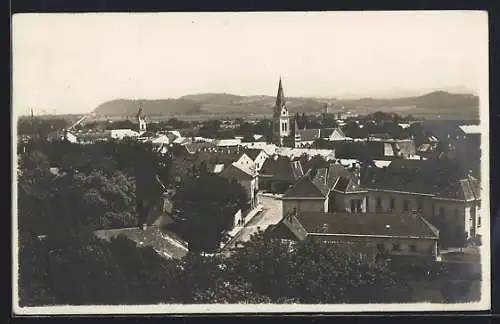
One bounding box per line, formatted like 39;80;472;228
374;197;423;212
377;243;418;253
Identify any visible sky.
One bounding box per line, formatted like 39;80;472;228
12;11;488;115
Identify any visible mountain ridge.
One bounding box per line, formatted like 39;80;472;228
92;90;479;119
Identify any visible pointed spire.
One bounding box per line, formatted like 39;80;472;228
275;76;285;109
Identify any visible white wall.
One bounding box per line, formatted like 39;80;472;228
282;198;327;216
311;234;438;259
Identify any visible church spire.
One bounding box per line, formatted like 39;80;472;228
274;77;286;118
276;77;285;108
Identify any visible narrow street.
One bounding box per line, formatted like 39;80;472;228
223;194;283;250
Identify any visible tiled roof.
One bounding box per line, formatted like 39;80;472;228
319;128;336;138
437;175;481;201
243;148;263;160
283;174;327;198
296;211;439;239
94;227;188;259
459;125;481;134
362;159;473;199
260;157;304;181
219;163;254;181
297;129;321;142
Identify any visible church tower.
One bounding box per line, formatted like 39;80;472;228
137;105;147;134
272;77;291;146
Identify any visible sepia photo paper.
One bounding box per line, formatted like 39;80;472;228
12;11;490;314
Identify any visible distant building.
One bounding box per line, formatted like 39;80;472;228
137;107;147;134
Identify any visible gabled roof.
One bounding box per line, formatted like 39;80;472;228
242;148;264;160
362;159;474;199
94;227;188;259
219;163;254;181
459;125;481;135
268;212;308;241
297;129;321;142
296;211;439;239
283;174;327;198
319;128;336;138
260;156;304;181
436;175;481;201
327;127;346;139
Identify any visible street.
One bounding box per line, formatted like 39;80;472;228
224;194;283;249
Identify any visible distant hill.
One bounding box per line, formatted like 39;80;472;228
92;91;479;120
94;98;203;117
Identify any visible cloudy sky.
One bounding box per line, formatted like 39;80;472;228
13;11;488;115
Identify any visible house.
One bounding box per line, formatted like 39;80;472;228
240;148;269;171
362;159;482;248
74;130;113;144
276;148;336;161
216;139;242;147
219;163;259;209
259;156;305;193
326;163;367;213
240;142;278;156
267;209;440;262
327;127;348;141
94;225;188;260
281;162;367;216
233;151;257;172
110;129;139;140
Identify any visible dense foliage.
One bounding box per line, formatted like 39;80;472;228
173;174;249;253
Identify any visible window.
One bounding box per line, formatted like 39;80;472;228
389;198;395;211
376;197;382;209
350;199;362;212
403;199;409;212
478;217;482;227
417;199;423;211
409;245;417;253
392;244;401;252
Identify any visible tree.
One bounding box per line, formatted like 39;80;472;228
226;233;412;303
173;174;248;253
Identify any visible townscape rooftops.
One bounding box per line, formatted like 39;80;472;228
362;158;479;200
260;156;304;181
295;211;439;239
